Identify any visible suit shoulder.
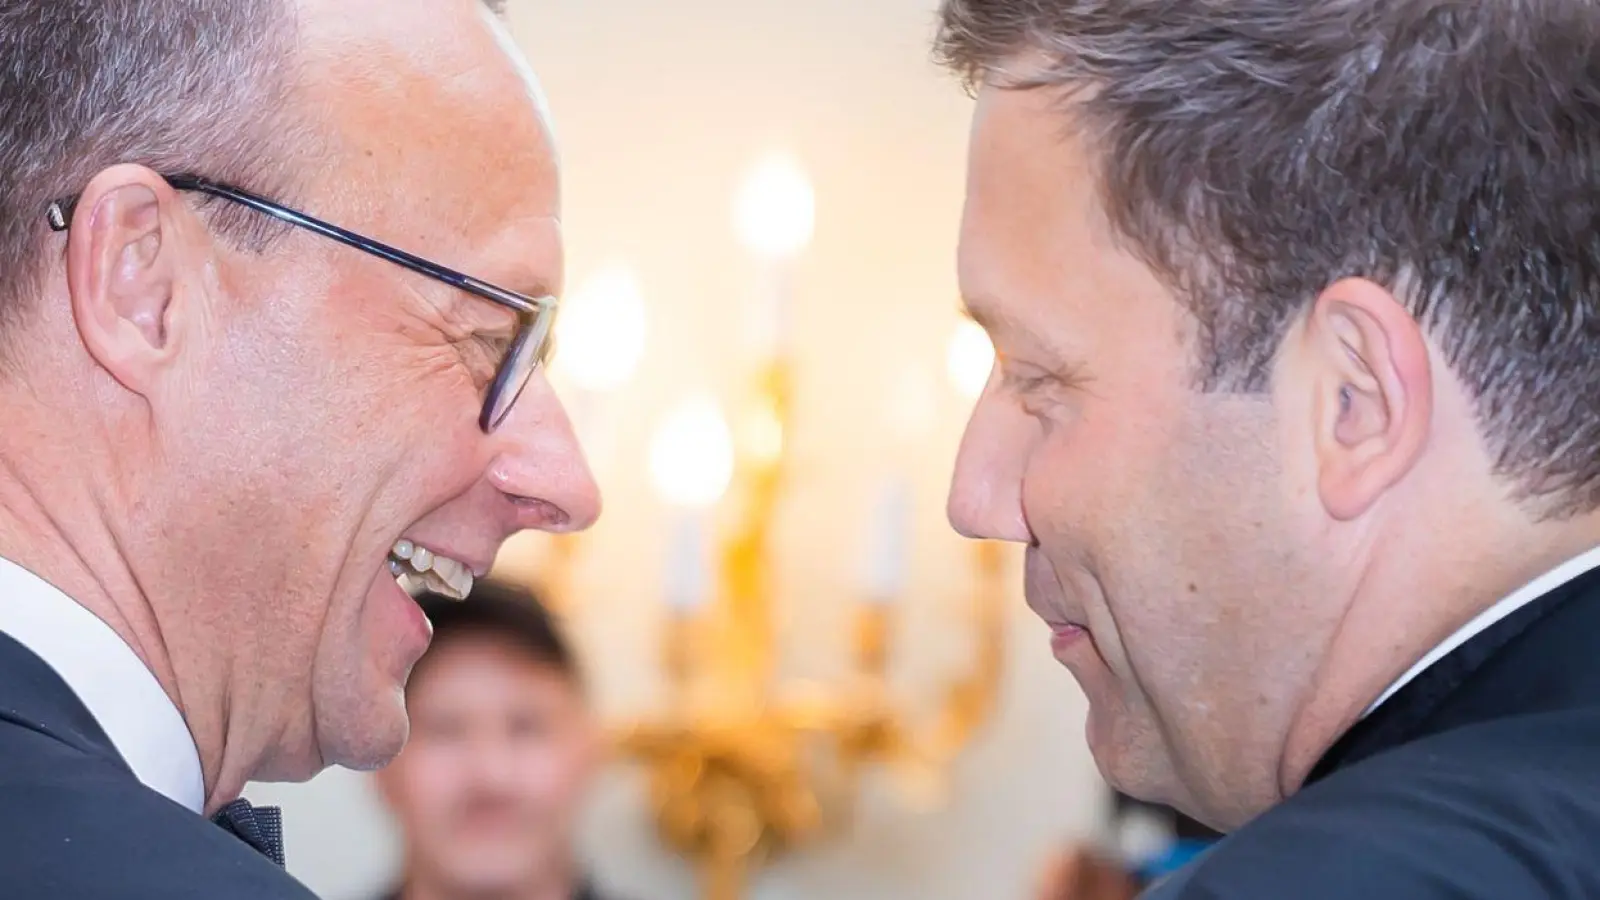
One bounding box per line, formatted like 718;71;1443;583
0;775;318;900
1158;711;1600;899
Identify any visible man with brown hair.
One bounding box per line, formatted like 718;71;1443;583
0;1;596;897
939;1;1600;896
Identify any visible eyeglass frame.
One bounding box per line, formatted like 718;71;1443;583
45;173;559;433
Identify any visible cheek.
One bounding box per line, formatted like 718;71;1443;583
1021;402;1163;568
303;290;477;444
1104;411;1305;710
1022;402;1203;669
400;749;469;815
513;743;576;802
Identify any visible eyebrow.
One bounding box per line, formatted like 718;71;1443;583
959;294;1022;338
457;293;525;338
458;262;554;321
960;293;1081;366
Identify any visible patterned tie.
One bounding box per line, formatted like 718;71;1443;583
210;798;286;867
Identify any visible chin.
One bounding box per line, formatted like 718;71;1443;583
1085;702;1178;807
442;852;540;896
317;580;430;770
1083;694;1125;778
319;683;412;772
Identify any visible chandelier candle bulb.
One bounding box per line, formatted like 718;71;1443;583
665;512;711;613
863;477;913;604
557;264;647;393
550;264;646;480
735;154;813;357
946;319;995;400
749;265;792;358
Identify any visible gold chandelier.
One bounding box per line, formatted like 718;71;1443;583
530;153;1007;900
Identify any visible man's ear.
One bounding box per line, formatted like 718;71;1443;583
1303;277;1433;520
64;164;197;394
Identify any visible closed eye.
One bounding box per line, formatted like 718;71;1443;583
1003;370;1057;395
998;353;1061;395
476;331;513;365
459;331;514;389
1000;357;1093;421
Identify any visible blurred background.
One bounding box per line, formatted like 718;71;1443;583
245;0;1138;897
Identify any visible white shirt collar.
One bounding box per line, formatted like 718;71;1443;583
1366;544;1600;716
0;556;205;812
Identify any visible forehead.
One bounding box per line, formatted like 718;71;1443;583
294;0;561;289
959;82;1181;355
409;635;579;709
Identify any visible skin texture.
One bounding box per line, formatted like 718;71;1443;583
0;0;597;814
946;76;1600;829
375;635;598;900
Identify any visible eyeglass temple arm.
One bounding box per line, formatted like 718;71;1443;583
45;175;554;318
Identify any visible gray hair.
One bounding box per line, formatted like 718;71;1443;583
0;1;303;341
936;0;1600;516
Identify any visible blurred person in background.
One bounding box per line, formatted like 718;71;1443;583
375;580;627;900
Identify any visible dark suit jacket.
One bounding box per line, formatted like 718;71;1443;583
1145;563;1600;898
378;877;622;900
0;630;319;899
378;881;618;900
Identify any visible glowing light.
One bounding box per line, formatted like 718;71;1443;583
945;320;995;399
734;154;816;261
553;265;647;392
649;395;736;510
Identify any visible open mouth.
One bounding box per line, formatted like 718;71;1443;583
388;539;475;601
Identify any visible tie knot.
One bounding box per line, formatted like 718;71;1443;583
211;798;286;867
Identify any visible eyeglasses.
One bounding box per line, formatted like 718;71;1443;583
46;174;558;432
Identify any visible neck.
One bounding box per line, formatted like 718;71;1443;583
1278;499;1600;796
0;392;253;813
0;453;145;650
0;420;177;690
400;866;579;900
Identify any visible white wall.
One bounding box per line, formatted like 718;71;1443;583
246;1;1107;897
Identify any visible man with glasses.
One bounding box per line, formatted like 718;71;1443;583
0;1;597;898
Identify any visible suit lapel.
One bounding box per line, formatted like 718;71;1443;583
1308;564;1600;785
0;630;131;773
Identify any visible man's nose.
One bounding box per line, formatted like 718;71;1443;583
464;734;525;792
947;391;1031;544
485;372;602;533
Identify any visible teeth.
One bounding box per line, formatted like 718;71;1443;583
429;555;475;599
396;570;429;599
388;539;474;602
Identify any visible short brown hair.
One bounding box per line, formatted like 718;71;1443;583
936;0;1600;516
413;580;582;688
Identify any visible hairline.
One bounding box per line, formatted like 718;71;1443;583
933;2;1600;517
